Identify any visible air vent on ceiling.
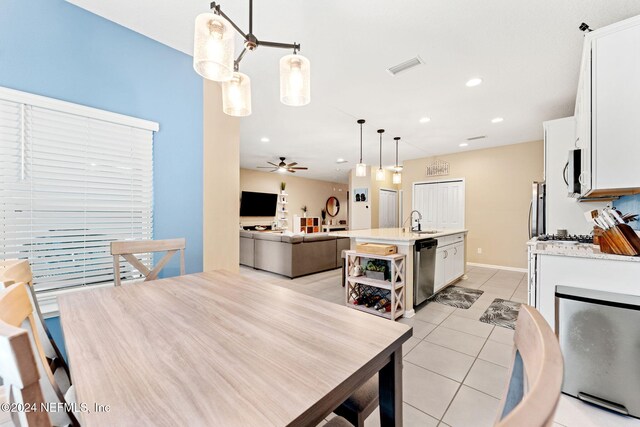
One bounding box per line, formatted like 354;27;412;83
467;135;487;141
386;56;424;76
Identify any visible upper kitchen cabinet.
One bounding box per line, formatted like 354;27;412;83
575;16;640;198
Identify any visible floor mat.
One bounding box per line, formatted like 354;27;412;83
433;286;484;309
479;298;522;329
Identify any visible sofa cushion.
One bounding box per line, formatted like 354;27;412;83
281;235;303;244
253;232;283;242
239;230;255;239
303;234;336;242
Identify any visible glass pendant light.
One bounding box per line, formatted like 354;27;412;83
376;129;385;181
392;137;402;184
355;119;367;177
280;53;311;106
222;71;252;117
193;12;235;82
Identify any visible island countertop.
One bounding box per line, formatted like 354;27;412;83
329;228;468;244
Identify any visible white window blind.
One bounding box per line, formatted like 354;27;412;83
0;87;158;293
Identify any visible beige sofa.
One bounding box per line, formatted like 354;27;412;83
240;230;350;278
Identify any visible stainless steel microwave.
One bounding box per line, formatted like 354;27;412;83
565;148;581;197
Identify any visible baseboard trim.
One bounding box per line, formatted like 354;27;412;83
403;309;415;318
467;262;527;273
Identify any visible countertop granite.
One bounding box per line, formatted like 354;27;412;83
527;238;640;263
328;228;468;244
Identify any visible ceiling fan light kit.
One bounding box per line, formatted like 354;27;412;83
258;157;308;174
376;129;385;182
356;119;367;177
193;0;310;116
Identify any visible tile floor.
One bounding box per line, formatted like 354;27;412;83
239;265;640;427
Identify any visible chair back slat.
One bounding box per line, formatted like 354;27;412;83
0;321;52;427
0;261;71;394
495;305;564;427
110;238;186;286
0;284;78;426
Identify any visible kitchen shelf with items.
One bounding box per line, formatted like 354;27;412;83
345;250;406;320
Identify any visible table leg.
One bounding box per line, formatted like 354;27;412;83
379;348;402;427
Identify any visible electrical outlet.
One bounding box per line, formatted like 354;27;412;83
477;247;482;254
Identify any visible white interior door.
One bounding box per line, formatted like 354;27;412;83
437;181;465;230
413;183;438;230
379;189;398;228
413;180;465;230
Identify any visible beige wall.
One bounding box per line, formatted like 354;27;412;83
240;169;348;231
349;167;399;230
401;140;544;269
203;80;240;272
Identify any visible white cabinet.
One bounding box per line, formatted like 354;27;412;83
413;180;465;230
434;235;465;293
575;16;640;197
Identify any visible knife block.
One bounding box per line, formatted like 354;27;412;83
596;224;640;256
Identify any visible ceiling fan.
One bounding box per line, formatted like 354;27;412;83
258;157;308;173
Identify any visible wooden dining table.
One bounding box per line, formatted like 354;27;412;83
58;270;412;426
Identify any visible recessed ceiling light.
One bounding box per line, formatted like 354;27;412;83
459;143;469;147
466;78;483;87
336;158;348;164
491;117;504;123
260;137;270;142
419;117;431;123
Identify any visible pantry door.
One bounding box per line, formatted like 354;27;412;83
413;180;465;230
379;189;399;228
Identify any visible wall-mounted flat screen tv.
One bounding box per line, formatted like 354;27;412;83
240;191;278;217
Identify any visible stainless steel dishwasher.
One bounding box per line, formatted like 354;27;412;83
556;286;640;418
414;238;438;306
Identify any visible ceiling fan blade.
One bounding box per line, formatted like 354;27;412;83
257;166;275;168
287;162;298;167
290;167;308;170
267;162;279;167
287;170;296;173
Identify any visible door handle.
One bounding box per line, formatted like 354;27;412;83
443;250;448;259
454;247;458;255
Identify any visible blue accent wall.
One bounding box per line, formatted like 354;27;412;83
614;195;640;231
1;0;203;352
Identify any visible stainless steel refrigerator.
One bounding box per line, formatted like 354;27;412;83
529;181;545;238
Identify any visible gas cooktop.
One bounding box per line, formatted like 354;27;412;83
537;234;594;244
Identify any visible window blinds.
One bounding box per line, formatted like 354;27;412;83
0;88;157;292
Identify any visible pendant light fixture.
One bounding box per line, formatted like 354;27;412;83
193;1;310;117
193;12;235;82
355;119;367;177
376;129;385;182
222;70;251;116
280;53;311;106
393;137;402;184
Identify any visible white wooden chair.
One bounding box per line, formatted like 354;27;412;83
0;260;71;395
110;238;186;286
495;304;564;427
0;319;52;427
0;283;79;427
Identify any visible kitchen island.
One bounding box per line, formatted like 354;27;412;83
330;228;468;317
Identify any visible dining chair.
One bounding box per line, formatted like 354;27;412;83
0;260;71;395
495;304;564;427
333;375;378;427
324;416;356;427
0;283;79;427
0;319;52;427
110;238;186;286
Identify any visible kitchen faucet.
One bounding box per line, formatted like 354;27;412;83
402;210;423;232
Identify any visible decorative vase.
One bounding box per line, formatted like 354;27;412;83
303;212;307;218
